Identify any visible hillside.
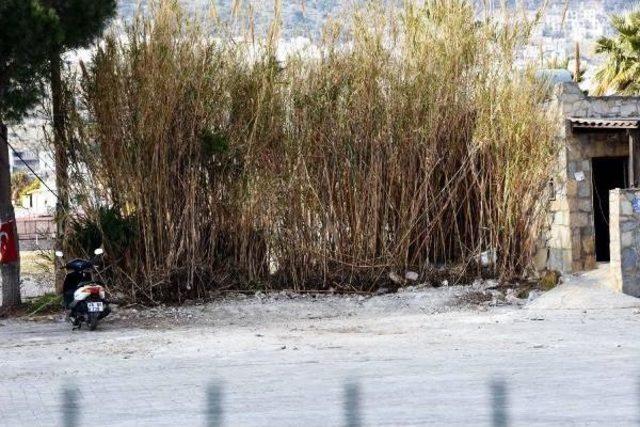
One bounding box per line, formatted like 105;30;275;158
117;1;636;67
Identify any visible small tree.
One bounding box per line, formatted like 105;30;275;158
12;172;33;205
0;0;58;309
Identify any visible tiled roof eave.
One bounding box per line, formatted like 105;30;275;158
568;117;640;130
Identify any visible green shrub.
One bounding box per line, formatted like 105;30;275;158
23;293;62;317
68;206;137;258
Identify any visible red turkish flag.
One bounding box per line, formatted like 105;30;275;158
0;220;19;264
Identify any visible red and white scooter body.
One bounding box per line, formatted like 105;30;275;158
73;284;106;301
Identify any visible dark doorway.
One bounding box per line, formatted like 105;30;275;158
592;156;629;261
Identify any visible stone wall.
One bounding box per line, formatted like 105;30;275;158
609;189;640;297
541;82;640;273
555;82;640;118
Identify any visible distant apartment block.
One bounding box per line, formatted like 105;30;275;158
10;149;39;174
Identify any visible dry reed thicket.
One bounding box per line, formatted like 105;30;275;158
65;0;558;303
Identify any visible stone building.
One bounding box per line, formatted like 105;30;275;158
543;79;640;288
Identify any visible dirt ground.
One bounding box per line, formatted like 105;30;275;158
2;266;640;426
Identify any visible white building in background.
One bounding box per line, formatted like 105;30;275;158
17;182;56;217
9;147;57;218
9;149;39;174
7;118;57;218
10;149;57;217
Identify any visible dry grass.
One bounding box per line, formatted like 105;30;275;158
64;0;558;303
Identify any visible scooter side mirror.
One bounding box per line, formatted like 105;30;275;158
94;248;104;256
55;251;64;258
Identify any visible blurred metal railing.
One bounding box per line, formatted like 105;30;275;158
58;377;535;427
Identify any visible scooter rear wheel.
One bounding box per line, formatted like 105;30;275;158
88;312;99;331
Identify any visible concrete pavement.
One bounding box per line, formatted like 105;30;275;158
1;275;640;426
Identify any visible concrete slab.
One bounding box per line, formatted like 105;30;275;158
2;284;640;426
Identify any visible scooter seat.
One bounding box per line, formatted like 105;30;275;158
65;259;93;271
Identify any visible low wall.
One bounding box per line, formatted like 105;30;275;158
19;238;54;251
610;189;640;297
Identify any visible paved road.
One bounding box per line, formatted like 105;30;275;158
1;279;640;426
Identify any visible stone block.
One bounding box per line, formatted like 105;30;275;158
572;241;582;261
549;200;563;211
578;183;591;198
623;279;640;297
560;94;582;103
581;237;595;255
556;81;584;96
621;248;638;271
591;100;609;115
611;268;623;292
573;212;590;227
621;104;638;116
583;255;596;270
562;249;573;272
581;226;595;238
578;199;592;212
547;248;563;271
547;248;573;272
566;180;578;197
567;146;583;161
553;211;568;227
557;226;571;247
608;189;640;295
556;235;571;249
611;251;620;263
611;226;620;243
533;248;548;271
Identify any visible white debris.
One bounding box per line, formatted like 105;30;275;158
479;249;497;267
405;271;419;281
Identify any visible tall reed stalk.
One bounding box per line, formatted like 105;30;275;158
65;0;558;303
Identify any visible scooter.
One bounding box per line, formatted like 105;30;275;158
56;248;111;331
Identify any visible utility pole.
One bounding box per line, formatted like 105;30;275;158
0;124;21;310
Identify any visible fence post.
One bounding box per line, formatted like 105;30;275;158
62;386;79;427
490;378;509;427
344;381;361;427
206;383;223;427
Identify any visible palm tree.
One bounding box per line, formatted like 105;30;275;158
594;11;640;95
